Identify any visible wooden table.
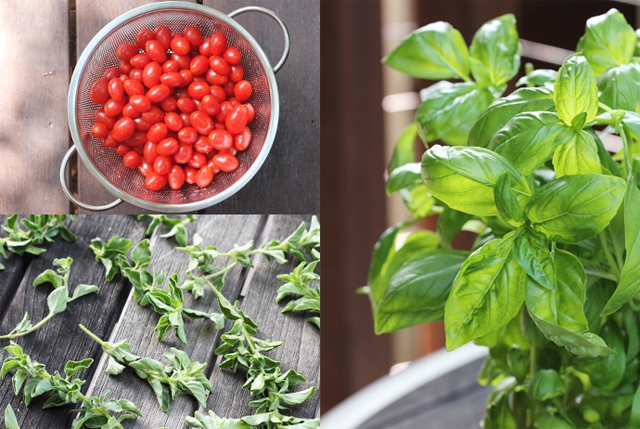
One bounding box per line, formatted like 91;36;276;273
0;0;319;214
0;214;320;428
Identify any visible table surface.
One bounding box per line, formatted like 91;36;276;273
0;214;320;428
0;0;319;214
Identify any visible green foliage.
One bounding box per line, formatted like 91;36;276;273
138;214;197;247
370;9;640;428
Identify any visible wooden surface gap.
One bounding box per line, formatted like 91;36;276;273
0;256;31;320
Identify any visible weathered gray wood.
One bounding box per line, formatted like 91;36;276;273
84;215;267;428
207;215;320;420
0;1;71;213
0;216;148;428
202;0;320;214
359;358;489;429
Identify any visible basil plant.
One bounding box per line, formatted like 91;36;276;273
362;9;640;428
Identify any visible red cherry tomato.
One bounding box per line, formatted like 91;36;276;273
204;68;228;86
142;106;165;124
199;38;212;56
210;32;227;56
95;109;116;129
104;98;126;117
170;35;191;55
229;64;244;82
153;155;172;175
190;111;215;135
188;152;207;168
129;68;143;82
184;166;197;184
176;97;196;114
130;53;151;69
225;105;248;134
157;138;179;156
215;101;233;122
200;95;220;116
129;95;152;113
107;78;125;102
178;127;198;144
143;62;162;88
136;29;155;49
180;112;191;127
228;97;241;107
115;142;132;156
209;129;233;151
194;136;214;154
234;127;252;151
234;80;252;101
178;70;193;87
146;84;171;103
160;72;184;88
210;85;226;103
118;60;132;74
173;143;193;164
212;153;239;172
162;60;179;73
168;165;186;189
160;95;178;112
143;141;159;163
183;26;203;47
147;123;168;143
90;78;110;104
116;43;138;61
195;165;214;187
103;134;118;148
171;53;191;70
91;123;109;139
134;117;152;132
209;56;230;75
223;47;241;65
104;67;120;80
123;151;141;168
126;130;147;147
122;103;142;118
188;81;210;100
145;171;167;190
164;112;184;132
245;103;255;122
190;55;209;76
223;81;236;98
154;26;173;50
123;79;144;96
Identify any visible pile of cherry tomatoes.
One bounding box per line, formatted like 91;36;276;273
89;25;255;191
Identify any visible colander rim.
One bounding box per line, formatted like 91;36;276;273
67;1;280;213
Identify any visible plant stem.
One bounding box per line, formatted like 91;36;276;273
78;324;107;347
598;101;614;114
618;126;633;180
0;311;56;339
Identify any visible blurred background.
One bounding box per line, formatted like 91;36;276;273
320;0;638;418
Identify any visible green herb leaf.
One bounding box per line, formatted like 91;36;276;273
386;163;421;195
4;405;20;429
71;284;100;300
47;287;68;314
494;173;525;227
554;54;598;126
530;369;564;401
598;64;640;112
64;358;93;378
388;123;418;174
516;69;557;88
552;130;602;177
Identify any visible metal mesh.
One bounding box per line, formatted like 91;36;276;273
72;8;273;207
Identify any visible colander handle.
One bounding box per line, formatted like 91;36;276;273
228;6;290;73
59;146;123;211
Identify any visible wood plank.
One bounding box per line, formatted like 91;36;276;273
0;1;71;213
84;215;267;428
206;215;320;419
74;0;196;214
0;216;147;429
204;0;320;214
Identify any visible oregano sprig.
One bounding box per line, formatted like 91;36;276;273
276;261;320;328
79;325;213;412
185;409;320;429
138;214;196;247
0;341;141;429
0;258;99;340
4;404;18;429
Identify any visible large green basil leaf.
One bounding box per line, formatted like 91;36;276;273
494;173;525;227
531;369;564;401
552;129;602;177
398;184;435;219
493;112;571;175
469;14;521;88
513;227;554;291
437;206;472;248
591;323;626;391
416;81;494;145
577;8;636;76
469;87;555;148
388;123;418;174
367;223;406;303
554;54;598;126
525;174;625;243
422;145;530;217
386;163;421;195
444;233;525;350
516;69;558;88
622;111;640;142
598;64;640;112
374;249;468;334
382;21;470;80
526;250;613;357
602;183;640;316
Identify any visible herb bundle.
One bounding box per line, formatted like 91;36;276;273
366;9;640;428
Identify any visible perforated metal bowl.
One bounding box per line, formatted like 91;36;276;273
62;2;289;212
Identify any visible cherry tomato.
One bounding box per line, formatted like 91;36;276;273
95;109;116;129
234;80;252;101
195;165;214;187
145;39;167;64
188;152;207;168
137;159;151;177
146;122;168;143
115;142;132;156
118;60;132;74
129;94;152;113
173;143;193;164
145;171;167;190
212;153;239;172
129;53;150;69
210;85;226;102
223;81;235;97
204;68;228;86
209;56;230;75
171;53;191;70
153;155;172;175
228;97;241;107
182;26;202;47
209;129;233;151
162;60;179;73
123;79;144;96
178;127;198;144
160;72;184;88
190;111;214;135
134;117;152;132
179;69;194;86
136;29;155;49
104;67;120;80
177;97;196;114
210;32;227;56
103;134;118;148
90;78;110;104
123;151;141;168
129;68;143;82
180;112;191;127
164;112;184;132
158;96;175;113
194;136;214;154
245;103;255;122
104;98;126;117
229;64;244;82
143;141;159;163
168;165;186;189
171;35;191;55
146;84;171;103
91;123;109;139
213;120;226;130
200;95;220;116
190;55;209;76
126;130;147;147
234;127;252;151
154;25;173;50
141;106;165;124
143;62;162;88
199;38;212;56
122;103;142;118
225;105;248;134
157;137;179;156
117;43;138;62
184;166;197;184
215;101;232;122
223;47;241;65
188;81;210;100
106;78;124;102
112;117;136;142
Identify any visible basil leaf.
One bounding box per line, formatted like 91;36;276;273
416;81;494;145
516;69;558;87
531;369;564;401
598;64;640;112
47;287;68;314
373;249;467;334
386;163;421;195
398;184;435;219
602;183;640;316
437;206;471;248
526;249;612;357
631;379;640;427
552;129;602;177
525;174;625;243
493;112;570;175
589;129;622;177
469;14;521;88
367;223;406;303
622;111;640;141
469;87;555;148
444;233;525;350
534;412;576;429
577;8;636;76
422;145;529;217
494;173;524;226
513;227;554;291
388;123;418;174
554;54;598;126
382;21;470;80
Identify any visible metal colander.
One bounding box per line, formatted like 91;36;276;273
62;2;289;212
